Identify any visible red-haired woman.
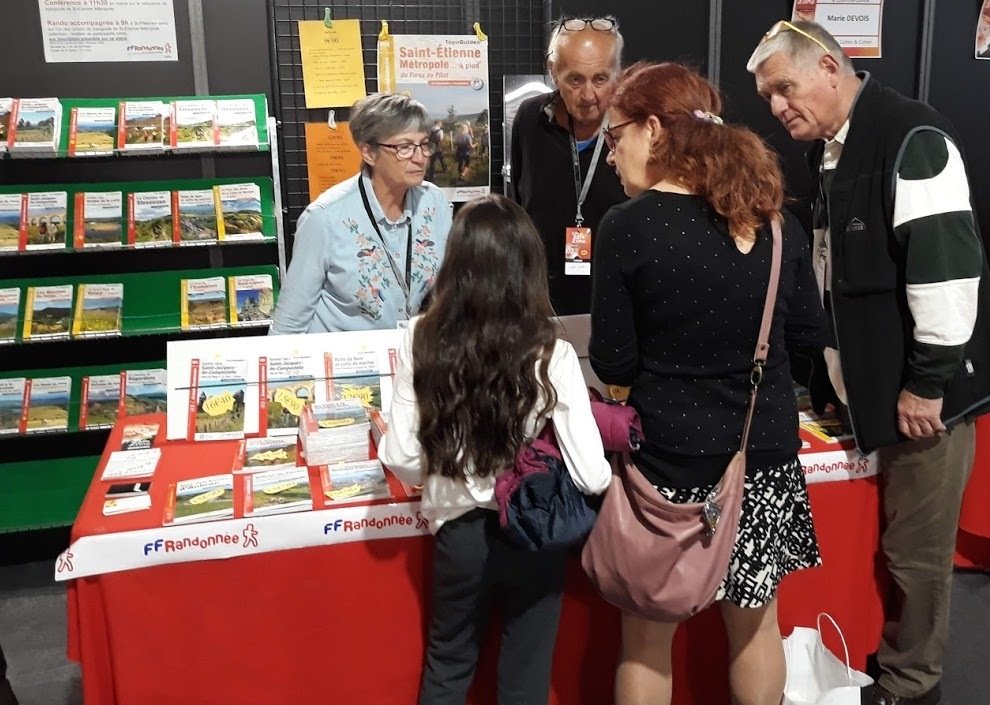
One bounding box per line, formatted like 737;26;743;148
589;62;828;705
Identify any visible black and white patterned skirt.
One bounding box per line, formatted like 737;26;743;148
656;456;821;608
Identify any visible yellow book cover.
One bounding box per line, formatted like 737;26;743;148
180;276;226;331
23;284;73;340
72;283;123;337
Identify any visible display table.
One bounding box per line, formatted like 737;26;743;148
63;413;888;705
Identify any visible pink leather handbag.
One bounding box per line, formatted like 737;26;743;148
581;219;782;621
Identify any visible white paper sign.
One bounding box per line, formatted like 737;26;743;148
38;0;178;63
792;1;883;59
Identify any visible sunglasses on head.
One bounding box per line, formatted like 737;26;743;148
760;20;830;54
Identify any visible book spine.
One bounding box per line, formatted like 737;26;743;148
227;277;237;324
17;194;28;252
171;191;180;244
169;102;178;148
116;102;127;150
179;278;189;329
71;284;85;336
186;358;200;441
68;108;79;157
243;475;254;515
211;109;220;147
21;287;34;339
324;352;336;401
72;193;86;249
163;483;177;524
117;370;128;419
214;186;226;241
79;376;90;430
258;357;268;436
126;193;136;246
7;100;19;147
18;379;31;435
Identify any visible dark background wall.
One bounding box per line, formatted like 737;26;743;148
550;0;988;244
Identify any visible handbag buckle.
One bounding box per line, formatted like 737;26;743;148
702;486;722;536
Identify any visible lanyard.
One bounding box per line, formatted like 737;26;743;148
567;113;606;227
358;176;413;319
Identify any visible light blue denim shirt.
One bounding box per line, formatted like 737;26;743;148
270;172;453;333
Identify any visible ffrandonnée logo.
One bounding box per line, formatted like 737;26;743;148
143;524;260;555
322;512;428;534
126;42;173;56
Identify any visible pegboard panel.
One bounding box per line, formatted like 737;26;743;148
272;0;548;235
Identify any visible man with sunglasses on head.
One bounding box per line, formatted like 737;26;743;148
748;20;990;705
271;92;453;334
510;16;627;315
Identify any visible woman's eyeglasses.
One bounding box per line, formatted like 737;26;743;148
559;17;616;33
603;119;637;152
760;20;830;54
376;142;435;159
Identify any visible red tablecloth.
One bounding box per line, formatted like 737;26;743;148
67;415;887;705
955;416;990;569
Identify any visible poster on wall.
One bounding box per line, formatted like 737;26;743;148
377;30;490;203
297;19;367;108
977;0;990;60
38;0;178;63
792;1;883;58
304;122;364;202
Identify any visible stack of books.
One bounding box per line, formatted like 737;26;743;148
299;400;370;466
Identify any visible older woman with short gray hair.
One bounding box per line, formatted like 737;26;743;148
271;92;453;333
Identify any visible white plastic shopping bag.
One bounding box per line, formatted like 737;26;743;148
782;613;874;705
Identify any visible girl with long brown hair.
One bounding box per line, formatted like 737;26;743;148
589;62;827;705
379;194;610;705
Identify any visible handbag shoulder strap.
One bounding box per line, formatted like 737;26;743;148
738;217;783;452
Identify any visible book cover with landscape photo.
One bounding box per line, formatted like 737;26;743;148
173;189;219;244
74;191;123;248
217;183;263;241
216;99;259;149
24;191;67;251
238;436;299;472
264;353;318;435
72;283;123;337
23;284;73;340
123;369;167;415
180;276;226;330
228;274;273;326
0;377;27;435
117;101;164;152
190;357;248;440
81;373;122;429
170;99;217;150
25;376;71;433
165;474;234;524
0;288;20;344
0;193;22;252
245;466;312;515
8;98;61;153
127;191;173;247
69;106;116;156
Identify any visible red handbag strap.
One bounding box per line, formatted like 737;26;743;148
739;217;783;451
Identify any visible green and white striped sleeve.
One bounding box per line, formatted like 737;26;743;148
893;129;983;399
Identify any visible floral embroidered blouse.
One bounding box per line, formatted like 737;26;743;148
270;172;453;333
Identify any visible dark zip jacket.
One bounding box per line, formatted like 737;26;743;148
808;74;990;452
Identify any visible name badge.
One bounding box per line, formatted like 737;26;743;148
564;227;592;276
